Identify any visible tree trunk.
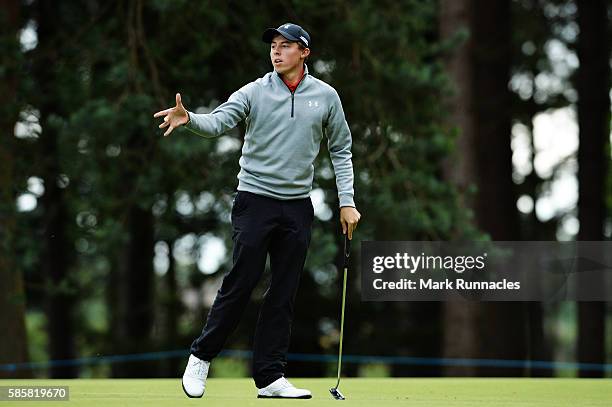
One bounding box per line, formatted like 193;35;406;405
112;205;155;377
440;0;528;376
575;0;610;379
439;0;483;377
0;0;30;379
523;113;552;377
33;0;78;379
163;238;181;376
471;0;528;377
40;122;76;379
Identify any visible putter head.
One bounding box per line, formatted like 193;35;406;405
329;387;345;400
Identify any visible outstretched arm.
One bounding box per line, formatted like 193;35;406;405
186;85;253;139
153;84;252;139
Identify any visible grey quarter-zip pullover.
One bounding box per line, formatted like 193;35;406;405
184;64;355;208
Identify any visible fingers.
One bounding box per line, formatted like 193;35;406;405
341;215;359;240
153;108;171;118
155;96;184;137
155;93;185;119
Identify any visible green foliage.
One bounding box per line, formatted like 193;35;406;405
208;357;249;378
25;311;48;378
12;0;474;377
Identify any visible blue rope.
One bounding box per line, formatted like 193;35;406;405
1;349;610;372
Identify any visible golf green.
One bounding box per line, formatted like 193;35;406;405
0;378;610;406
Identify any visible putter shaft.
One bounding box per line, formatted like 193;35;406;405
334;265;348;390
331;235;350;400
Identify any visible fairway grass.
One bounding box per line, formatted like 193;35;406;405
0;378;610;406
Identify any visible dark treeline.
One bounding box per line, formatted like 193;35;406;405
0;0;609;379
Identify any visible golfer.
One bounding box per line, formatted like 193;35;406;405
154;22;361;399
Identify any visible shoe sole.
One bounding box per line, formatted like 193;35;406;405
181;380;203;399
257;395;312;399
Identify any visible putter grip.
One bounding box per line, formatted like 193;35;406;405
343;234;351;269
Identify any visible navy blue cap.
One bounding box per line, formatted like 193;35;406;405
262;23;311;49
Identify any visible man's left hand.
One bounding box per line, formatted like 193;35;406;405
340;206;361;240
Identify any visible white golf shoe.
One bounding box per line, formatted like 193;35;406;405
257;377;312;399
181;354;210;398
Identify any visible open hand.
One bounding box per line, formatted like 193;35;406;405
153;93;189;137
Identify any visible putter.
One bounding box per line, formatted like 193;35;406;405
330;234;350;400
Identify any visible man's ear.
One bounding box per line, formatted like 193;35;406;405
302;48;311;59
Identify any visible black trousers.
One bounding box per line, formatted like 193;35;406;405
190;191;314;388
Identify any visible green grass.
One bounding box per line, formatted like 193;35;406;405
1;378;610;406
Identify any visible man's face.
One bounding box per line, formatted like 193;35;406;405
270;34;309;74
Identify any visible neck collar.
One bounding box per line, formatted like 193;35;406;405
273;63;309;81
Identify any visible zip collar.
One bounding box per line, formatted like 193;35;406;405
273;63;309;93
272;64;309;118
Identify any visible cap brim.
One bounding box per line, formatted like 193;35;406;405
262;28;300;43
